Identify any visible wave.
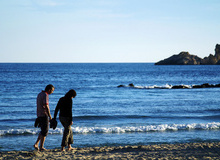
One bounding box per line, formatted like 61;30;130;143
1;122;219;136
118;84;174;89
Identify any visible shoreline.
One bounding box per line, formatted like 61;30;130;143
1;142;220;160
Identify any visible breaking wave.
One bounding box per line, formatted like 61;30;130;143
118;84;188;89
1;122;219;136
117;83;220;89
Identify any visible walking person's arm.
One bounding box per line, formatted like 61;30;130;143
45;105;52;120
54;99;61;119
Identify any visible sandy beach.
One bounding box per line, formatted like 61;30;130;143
0;142;219;160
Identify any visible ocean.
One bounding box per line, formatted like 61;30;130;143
0;63;219;151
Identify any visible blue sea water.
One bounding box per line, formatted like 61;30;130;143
0;63;220;151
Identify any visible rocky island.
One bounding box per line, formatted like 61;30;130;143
155;44;220;65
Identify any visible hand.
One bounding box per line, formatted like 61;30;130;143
71;121;73;125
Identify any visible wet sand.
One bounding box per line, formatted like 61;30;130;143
0;142;220;160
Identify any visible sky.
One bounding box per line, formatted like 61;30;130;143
0;0;219;63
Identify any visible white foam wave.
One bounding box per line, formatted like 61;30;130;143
134;84;174;89
72;122;220;134
0;122;219;136
121;84;193;89
0;128;39;136
0;128;63;136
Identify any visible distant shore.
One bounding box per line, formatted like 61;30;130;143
1;142;220;160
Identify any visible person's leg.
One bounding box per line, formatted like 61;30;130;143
61;124;70;147
39;136;46;151
67;128;74;151
60;117;71;151
34;133;41;150
37;117;49;151
61;146;65;152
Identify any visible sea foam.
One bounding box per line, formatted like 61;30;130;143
0;122;219;136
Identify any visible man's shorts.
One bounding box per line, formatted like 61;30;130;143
38;116;49;136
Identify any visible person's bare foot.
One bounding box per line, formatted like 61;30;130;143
40;147;47;151
61;146;65;152
61;149;66;152
33;144;39;150
67;147;74;151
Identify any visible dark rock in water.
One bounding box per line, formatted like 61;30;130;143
155;52;202;65
215;44;220;59
192;84;202;88
117;83;134;88
128;83;134;87
172;85;190;89
192;83;216;88
117;85;125;88
204;83;214;87
117;83;220;89
155;44;220;65
201;54;219;65
215;84;220;87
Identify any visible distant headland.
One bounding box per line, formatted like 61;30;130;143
155;44;220;65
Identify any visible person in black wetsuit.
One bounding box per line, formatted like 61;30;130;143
54;89;77;151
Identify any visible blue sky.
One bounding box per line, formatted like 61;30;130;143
0;0;219;62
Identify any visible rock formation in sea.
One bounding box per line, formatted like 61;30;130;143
117;83;220;89
155;44;220;65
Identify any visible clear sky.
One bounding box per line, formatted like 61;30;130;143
0;0;219;63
